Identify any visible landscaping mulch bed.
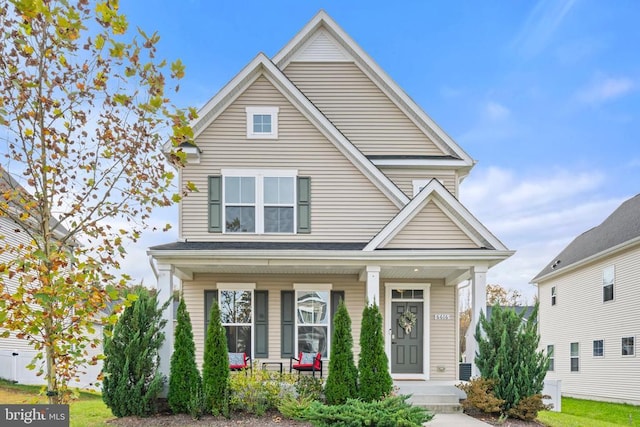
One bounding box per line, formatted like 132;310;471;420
107;411;312;427
465;408;546;426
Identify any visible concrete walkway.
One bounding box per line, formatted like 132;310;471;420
425;412;492;426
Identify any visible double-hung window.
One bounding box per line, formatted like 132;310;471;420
603;266;614;302
551;286;556;306
593;339;604;357
223;170;296;234
570;342;579;372
547;344;554;371
219;287;254;355
622;337;635;356
294;284;331;358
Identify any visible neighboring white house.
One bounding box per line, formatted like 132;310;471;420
532;193;640;405
148;10;513;383
0;168;103;389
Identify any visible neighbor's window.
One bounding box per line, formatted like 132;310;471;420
570;342;579;372
219;290;253;355
603;265;614;302
296;290;329;357
622;337;635;356
246;106;279;139
551;286;557;306
593;339;604;357
223;170;295;234
547;345;554;371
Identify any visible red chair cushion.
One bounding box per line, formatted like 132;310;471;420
229;352;247;369
292;352;321;369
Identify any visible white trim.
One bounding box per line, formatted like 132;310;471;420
384;282;431;380
412;179;442;197
371;158;470;168
592;339;605;358
221;168;298;177
621;336;636;357
365;179;508;251
246;106;279;139
293;283;333;291
216;282;256;290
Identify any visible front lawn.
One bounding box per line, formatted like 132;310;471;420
0;379;112;427
538;397;640;426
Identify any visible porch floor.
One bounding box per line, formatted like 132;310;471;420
393;380;466;414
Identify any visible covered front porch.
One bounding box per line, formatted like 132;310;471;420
148;243;510;384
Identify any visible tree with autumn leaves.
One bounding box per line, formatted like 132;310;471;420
0;0;193;403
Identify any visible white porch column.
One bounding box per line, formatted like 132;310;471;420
365;266;381;306
156;263;174;395
468;265;487;377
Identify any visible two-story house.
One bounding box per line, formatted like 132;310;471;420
149;10;513;383
532;194;640;404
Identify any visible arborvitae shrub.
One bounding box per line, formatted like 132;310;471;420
324;301;358;405
474;303;549;420
168;297;202;414
202;302;230;416
358;302;392;402
102;287;166;417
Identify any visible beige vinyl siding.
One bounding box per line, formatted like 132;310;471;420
429;281;457;379
383;201;479;249
181;76;398;242
0;218;36;352
538;244;640;405
381;169;458;197
182;273;366;368
283;62;444;157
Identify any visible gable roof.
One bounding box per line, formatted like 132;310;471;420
272;10;475;172
364;179;509;251
532;193;640;282
186;53;409;208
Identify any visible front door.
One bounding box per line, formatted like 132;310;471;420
391;301;423;373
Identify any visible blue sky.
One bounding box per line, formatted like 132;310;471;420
120;0;640;300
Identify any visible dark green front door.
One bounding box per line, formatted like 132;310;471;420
391;301;423;374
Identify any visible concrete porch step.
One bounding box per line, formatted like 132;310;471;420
394;380;465;414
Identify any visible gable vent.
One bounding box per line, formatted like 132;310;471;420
292;28;351;62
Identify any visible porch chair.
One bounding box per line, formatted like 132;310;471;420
289;352;323;378
229;352;251;374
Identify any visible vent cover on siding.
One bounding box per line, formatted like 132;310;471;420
292;29;351;62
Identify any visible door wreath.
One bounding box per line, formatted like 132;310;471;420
398;310;417;334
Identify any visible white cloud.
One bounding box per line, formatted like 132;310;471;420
577;76;635;104
460;166;625;300
511;0;579;59
484;102;510;121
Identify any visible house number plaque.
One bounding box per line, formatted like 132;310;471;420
434;314;452;320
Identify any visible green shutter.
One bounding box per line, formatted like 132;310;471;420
204;290;218;331
297;177;311;234
208;176;222;232
254;290;268;358
281;290;295;358
330;291;345;327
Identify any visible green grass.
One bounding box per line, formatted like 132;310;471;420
0;379;113;427
538;397;640;426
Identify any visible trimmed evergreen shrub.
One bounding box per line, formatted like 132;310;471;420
474;302;549;419
287;395;433;426
102;287;167;417
168;297;202;415
358;302;392;402
202;302;230;416
324;300;358;405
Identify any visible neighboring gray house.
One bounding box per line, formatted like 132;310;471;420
532;194;640;405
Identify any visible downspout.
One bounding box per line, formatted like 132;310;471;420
148;255;158;279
